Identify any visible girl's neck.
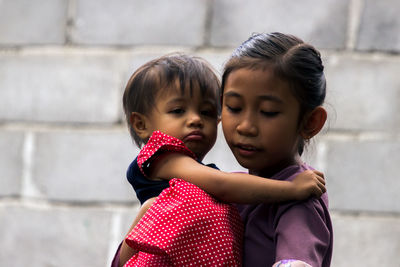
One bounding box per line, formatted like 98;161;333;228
249;155;302;178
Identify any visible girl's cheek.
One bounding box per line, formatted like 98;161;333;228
221;119;235;139
265;122;294;145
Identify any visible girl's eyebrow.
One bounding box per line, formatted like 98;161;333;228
223;91;241;98
259;95;283;104
224;91;283;104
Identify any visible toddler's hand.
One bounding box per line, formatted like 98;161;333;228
291;170;326;200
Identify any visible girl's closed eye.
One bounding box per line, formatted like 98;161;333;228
260;110;280;117
225;104;242;113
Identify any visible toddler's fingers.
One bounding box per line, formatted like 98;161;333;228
312;187;323;198
313;170;324;178
316;179;326;194
319;182;326;193
316;175;326;185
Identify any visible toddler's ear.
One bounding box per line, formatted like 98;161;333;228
130;112;151;140
300;106;327;139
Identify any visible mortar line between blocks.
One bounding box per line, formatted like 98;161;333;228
346;0;364;50
21;132;41;198
203;0;214;47
66;0;77;44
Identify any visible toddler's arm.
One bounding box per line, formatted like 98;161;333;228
118;197;155;267
147;153;325;204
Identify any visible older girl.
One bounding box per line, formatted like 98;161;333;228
221;32;333;266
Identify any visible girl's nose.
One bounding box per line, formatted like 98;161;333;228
236;117;258;136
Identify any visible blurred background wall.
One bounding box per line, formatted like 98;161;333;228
0;0;399;266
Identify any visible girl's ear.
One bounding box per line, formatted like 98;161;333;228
300;106;327;139
130;112;152;140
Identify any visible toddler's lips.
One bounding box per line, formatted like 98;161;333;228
183;131;204;142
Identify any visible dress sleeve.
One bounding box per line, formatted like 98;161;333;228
137;131;196;177
274;198;332;267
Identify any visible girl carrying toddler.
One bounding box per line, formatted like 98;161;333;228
113;53;326;266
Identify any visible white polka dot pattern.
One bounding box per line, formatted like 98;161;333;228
125;178;243;266
125;252;172;266
124;131;243;266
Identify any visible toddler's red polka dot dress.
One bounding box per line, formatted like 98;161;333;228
124;131;243;266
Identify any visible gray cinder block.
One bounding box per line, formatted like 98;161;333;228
209;0;349;49
0;0;68;45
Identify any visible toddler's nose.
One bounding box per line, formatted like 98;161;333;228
188;112;203;128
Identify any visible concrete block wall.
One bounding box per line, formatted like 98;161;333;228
0;0;399;266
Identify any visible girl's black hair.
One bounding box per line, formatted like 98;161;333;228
222;32;326;155
123;53;221;147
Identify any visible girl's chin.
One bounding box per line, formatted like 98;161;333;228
235;160;265;174
234;157;287;176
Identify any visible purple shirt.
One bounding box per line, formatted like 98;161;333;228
236;163;333;267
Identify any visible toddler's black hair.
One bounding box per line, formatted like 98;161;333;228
123;53;221;147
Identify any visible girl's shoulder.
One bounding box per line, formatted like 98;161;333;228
276;162;330;220
272;162;314;182
272;162;330;215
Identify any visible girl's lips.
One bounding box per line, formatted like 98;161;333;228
235;144;259;157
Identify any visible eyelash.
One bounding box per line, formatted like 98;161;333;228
169;108;184;114
261;111;279;117
201;109;216;117
226;105;241;113
227;105;279;117
168;108;217;118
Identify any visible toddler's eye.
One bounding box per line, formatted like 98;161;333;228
169;108;185;114
261;111;279;117
201;108;217;118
